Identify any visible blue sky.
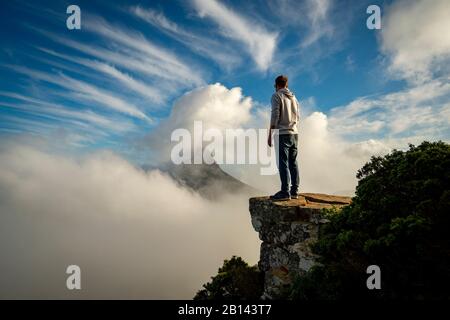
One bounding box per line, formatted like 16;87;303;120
1;0;449;163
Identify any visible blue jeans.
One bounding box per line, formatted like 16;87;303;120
277;134;299;194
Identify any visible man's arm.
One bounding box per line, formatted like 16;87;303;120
268;94;280;147
267;125;276;147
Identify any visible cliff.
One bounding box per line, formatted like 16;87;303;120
249;193;352;299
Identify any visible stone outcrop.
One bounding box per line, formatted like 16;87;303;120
249;193;352;299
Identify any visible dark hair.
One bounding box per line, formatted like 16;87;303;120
275;75;288;88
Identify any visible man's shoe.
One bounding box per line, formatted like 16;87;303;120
290;191;299;199
270;191;290;201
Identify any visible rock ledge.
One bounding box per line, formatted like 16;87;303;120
249;193;351;299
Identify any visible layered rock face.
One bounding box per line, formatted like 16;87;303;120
249;193;351;299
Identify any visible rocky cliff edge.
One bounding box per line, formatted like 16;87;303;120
249;193;352;299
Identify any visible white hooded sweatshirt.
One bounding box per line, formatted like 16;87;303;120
270;88;300;135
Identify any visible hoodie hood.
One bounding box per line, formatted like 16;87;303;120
278;87;295;98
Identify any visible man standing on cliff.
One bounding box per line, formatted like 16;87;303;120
268;75;300;201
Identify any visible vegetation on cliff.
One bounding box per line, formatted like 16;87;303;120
291;141;450;300
194;256;264;300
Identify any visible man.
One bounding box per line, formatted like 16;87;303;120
268;75;300;201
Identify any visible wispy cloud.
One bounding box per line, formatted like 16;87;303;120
191;0;277;71
265;0;349;82
300;0;333;48
84;17;204;86
30;24;203;95
267;0;333;48
0;91;135;133
130;6;241;70
5;9;216;145
328;80;450;140
38;31;171;83
62;74;150;121
36;47;163;104
0;112;103;147
6;65;150;120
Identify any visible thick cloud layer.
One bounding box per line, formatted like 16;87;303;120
145;83;253;164
145;83;391;196
0;144;260;299
0;84;407;299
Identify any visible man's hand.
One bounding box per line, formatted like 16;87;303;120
267;128;273;147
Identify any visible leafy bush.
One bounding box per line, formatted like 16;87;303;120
194;256;264;300
290;141;450;300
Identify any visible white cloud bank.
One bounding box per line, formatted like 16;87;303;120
144;83;393;196
0;103;387;299
0;143;260;299
144;83;254;163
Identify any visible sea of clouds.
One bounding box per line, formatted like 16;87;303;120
0;83;392;298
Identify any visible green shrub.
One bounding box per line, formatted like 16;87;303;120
194;256;264;300
291;141;450;300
